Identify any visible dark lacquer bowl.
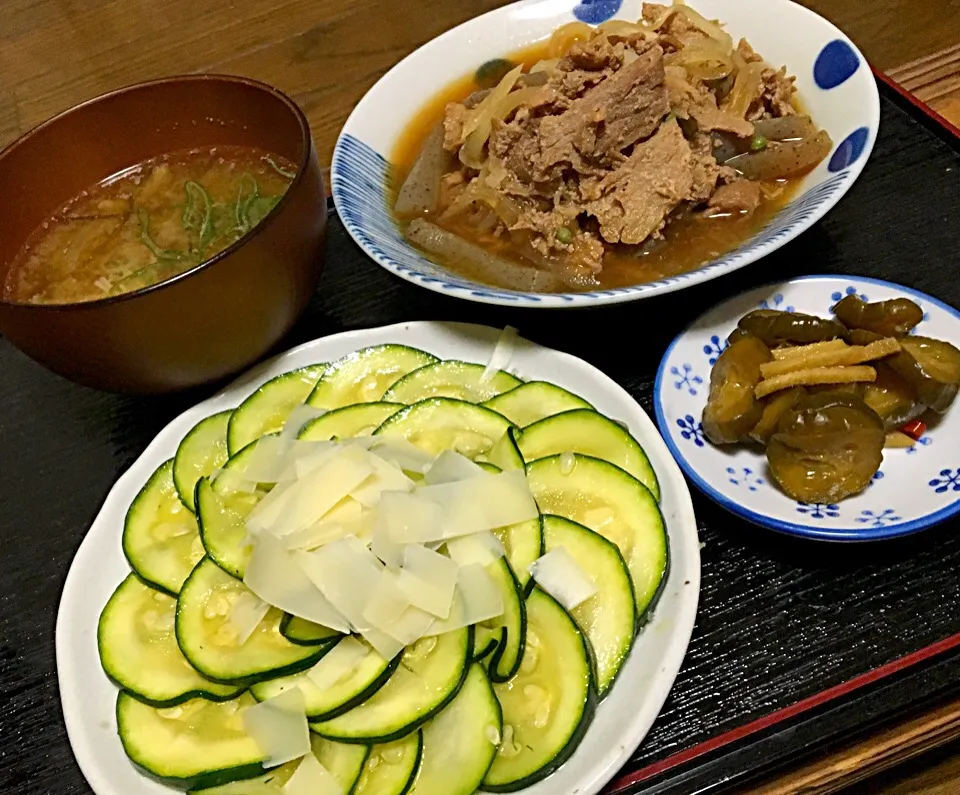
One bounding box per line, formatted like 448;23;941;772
0;74;326;394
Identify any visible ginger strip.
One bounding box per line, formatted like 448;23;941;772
755;365;877;398
771;339;848;360
761;338;901;378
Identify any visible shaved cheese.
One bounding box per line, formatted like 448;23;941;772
362;569;411;629
369;438;436;473
283;498;365;551
371;514;409;569
529;546;597;610
359;627;406;661
384;604;435;645
283;753;344;795
351;457;415;508
424;450;485;485
481;326;518;382
306;637;374;691
245;480;299;534
236;436;293;483
375;491;444;546
243;533;351;633
280;404;328;442
297;537;383;631
445;531;505;567
212;467;259;494
227;592;271;645
426;563;503;635
242;687;310;768
397;544;459;619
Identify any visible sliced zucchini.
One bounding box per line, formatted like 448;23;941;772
483;382;593;427
98;574;241;707
307;345;439;409
541;515;636;695
353;732;423;795
299;402;403;442
487;428;524;471
473;625;501;662
374;398;515;460
492;517;542;595
482;589;595;792
310;629;472;743
174;410;233;512
526;454;667;619
483;559;526;683
227;364;326;455
410;664;501;795
518;409;660;501
280;614;342;646
176;558;325;685
117;692;266;790
190;760;297;795
250;640;399;720
123;459;205;595
477;462;502;475
382;360;522;404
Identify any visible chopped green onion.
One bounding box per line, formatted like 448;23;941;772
264;156;297;180
182;181;214;252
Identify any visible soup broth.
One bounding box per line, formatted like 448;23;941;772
3;145;296;304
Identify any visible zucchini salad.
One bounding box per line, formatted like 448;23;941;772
98;329;669;794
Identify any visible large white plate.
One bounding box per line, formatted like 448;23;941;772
57;321;700;795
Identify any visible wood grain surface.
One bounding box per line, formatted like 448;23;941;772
1;1;959;794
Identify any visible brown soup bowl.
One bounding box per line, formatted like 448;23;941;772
0;74;326;394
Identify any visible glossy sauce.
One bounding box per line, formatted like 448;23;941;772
391;40;801;291
3;145;296;304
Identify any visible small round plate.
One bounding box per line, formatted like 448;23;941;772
655;275;960;541
57;321;700;795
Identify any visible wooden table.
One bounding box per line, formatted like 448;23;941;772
1;1;958;793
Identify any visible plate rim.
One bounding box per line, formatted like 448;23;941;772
654;273;960;542
56;320;701;795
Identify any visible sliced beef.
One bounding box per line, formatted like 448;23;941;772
642;2;709;49
443;102;468;152
755;67;797;119
537;43;669;176
706;180;762;215
688;132;733;203
665;65;754;137
585;119;695;244
565;36;625;71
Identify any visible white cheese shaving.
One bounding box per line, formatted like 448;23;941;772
282;750;344;795
282;498;365;551
359;627;406;661
383;604;435;645
280;404;328;442
481;326;518;383
369;438;436;473
243;533;351;633
375;491;444;547
297;536;384;631
397;544;459;619
227;592;271;645
528;546;598;610
371;515;409;569
425;563;503;635
306;637;373;691
423;450;486;485
242;687;311;769
444;532;505;567
362;568;411;629
350;456;415;508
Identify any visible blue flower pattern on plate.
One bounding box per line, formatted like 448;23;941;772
671;364;703;396
676;415;705;447
856;509;901;527
929;469;960;494
814;39;860;89
758;293;795;312
905;436;932;454
703;335;728;366
796;502;841;519
830;285;867;305
726;467;764;492
573;0;622;24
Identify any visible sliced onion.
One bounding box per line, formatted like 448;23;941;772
459;65;523;169
723;56;763;119
665;38;735;81
596;19;648;38
725;130;834;180
547;21;594;58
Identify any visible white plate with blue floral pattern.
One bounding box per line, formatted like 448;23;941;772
654;275;960;541
332;0;880;307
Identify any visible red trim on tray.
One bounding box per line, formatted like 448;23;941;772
606;631;960;793
872;66;960;140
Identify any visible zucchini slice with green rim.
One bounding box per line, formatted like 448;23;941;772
491;516;542;595
473;625;501;662
250;640;399;720
353;732;423;795
518;409;660;501
374;398;515;459
298;402;403;442
483;559;526;683
482;589;596;792
310;628;473;743
98;574;242;707
227;364;326;455
541;515;636;695
279;614;342;646
174;410;233;512
487;427;524;471
482;382;593;427
123;459;205;595
176;558;326;685
525;454;667;620
382;360;522;404
307;345;439;409
117;692;266;790
410;664;501;795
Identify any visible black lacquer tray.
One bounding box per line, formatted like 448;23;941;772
1;74;958;795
